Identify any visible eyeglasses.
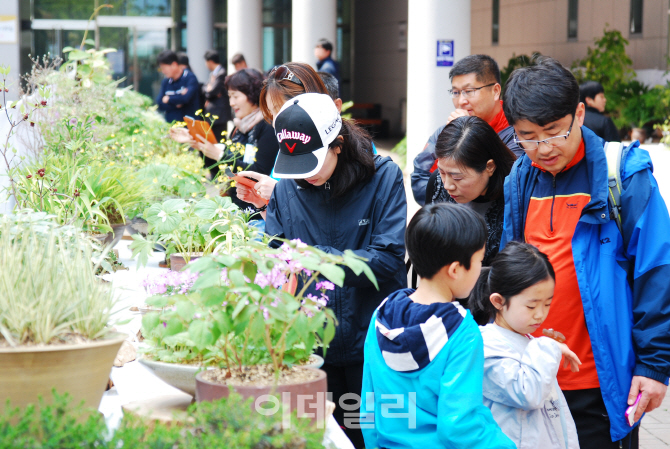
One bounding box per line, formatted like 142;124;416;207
448;83;497;99
269;65;304;87
513;120;575;151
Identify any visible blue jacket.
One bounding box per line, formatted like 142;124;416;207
156;69;200;123
265;155;407;366
501;126;670;441
361;289;516;449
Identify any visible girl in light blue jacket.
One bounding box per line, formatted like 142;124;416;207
468;242;581;449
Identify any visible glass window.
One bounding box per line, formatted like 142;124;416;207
630;0;643;34
492;0;499;44
568;0;578;39
337;0;352;100
262;0;291;72
34;0;172;19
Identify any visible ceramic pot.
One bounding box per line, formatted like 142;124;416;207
138;356;211;396
169;252;203;272
195;367;328;424
0;332;127;409
104;223;127;247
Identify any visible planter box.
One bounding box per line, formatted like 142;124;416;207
0;332;127;409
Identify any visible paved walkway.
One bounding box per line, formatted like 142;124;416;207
641;394;670;448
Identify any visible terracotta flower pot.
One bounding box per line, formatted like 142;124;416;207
169;252;203;272
195;367;328;424
0;332;127;410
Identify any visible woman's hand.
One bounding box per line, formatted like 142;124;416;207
194;134;224;160
237;171;278;201
236;183;267;208
169;127;195;144
557;342;582;372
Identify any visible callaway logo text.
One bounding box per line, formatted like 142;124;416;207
277;129;312;145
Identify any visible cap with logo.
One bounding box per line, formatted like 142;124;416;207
272;93;342;179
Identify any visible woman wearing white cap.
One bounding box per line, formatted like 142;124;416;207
238;91;407;449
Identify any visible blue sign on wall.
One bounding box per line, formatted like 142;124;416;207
436;40;454;67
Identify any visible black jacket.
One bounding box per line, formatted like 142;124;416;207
203;66;232;127
265;155;408;366
584;106;619;142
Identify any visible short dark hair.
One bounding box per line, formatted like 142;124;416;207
435;116;516;202
316;38;333;53
157;50;178;66
231;53;246;65
296;119;376;199
467;241;555;325
449;54;501;85
317;72;339;100
503;56;580;126
204;50;220;64
406;203;487;279
224;68;265;106
579;81;605;104
177;52;190;66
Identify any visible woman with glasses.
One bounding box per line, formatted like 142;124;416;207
427;116;516;267
169;68;278;209
239;90;407;449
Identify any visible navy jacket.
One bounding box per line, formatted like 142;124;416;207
502;126;670;441
156;69;200;123
266;155;408;366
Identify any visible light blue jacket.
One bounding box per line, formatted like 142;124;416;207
360;289;516;449
501;126;670;441
481;323;579;449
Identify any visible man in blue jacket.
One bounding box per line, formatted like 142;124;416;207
501;56;670;448
155;50;200;123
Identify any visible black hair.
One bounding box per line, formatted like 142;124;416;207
224;68;265;106
316;38;333;53
231;53;246;65
317;72;339;100
204;50;220;64
157;50;178;66
406;203;487;280
467;241;555;325
449;54;501;85
295;119;376;199
435;116;516;202
177;52;190;66
579;81;605;104
502;56;580;126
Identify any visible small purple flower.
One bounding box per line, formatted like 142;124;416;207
162;321;167;328
316;281;335;291
68;117;77;126
193;313;202;319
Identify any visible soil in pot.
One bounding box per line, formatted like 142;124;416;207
169;252;203;272
195;365;328;425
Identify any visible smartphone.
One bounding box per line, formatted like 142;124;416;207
625;392;642;426
224;168;268;205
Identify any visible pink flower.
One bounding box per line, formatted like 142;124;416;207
315;281;335;291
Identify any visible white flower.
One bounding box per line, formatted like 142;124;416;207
157;210;168;223
215;207;225;218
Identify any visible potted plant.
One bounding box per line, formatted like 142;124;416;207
129;196;252;270
140;238;377;418
619;80;667;142
0;212;126;410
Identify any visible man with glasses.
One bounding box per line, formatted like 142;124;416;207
411;54;522;205
501;56;670;449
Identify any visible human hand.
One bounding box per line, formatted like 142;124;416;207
557;342;581;372
236;183;267;208
628;375;668;422
445;109;471;126
238;171;277;201
162;95;170;104
169;127;195;144
194;135;223;160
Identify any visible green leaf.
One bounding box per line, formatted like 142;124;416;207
315;263;345;287
68;49;89;61
227;269;246;287
165;317;183;336
141;312;160;333
189;320;214;348
176;300;195;320
213;310;232;334
194;198;217;219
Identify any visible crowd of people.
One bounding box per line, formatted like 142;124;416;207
154;45;670;449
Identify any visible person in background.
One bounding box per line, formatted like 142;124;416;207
502;56;670;448
361;203;516;449
411;54;521;206
315;39;341;95
177;52;192;72
240;92;407;449
231;53;248;72
203;50;232;143
428;116;516;266
580;81;619;142
317;71;343;112
156;50;200;123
